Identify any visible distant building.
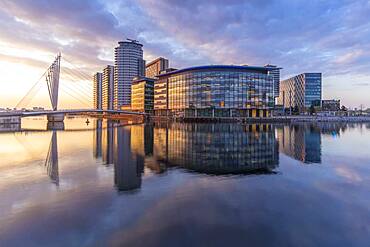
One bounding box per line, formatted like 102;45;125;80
322;99;340;111
154;65;275;118
102;65;114;110
278;73;322;110
93;72;103;109
32;107;45;111
159;68;177;74
264;64;281;98
131;77;155;114
146;57;169;78
114;39;145;109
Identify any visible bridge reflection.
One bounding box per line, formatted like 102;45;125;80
39;121;353;192
44;131;59;185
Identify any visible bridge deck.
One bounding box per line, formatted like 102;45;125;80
0;109;147;117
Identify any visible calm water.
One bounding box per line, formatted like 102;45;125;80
0;117;370;247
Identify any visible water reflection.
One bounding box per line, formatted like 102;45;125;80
0;123;21;132
40;121;364;192
91;122;280;192
114;126;145;192
275;122;353;164
93;120;102;159
152;123;279;175
2;120;370;246
276;124;322;164
44;131;59;185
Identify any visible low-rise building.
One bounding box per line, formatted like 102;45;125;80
322;99;340;111
131;77;155;114
145;57;169;79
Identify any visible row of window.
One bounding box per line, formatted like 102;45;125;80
154;70;274;110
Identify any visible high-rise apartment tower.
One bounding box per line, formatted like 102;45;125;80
114;39;145;109
102;65;114;110
93;72;103;109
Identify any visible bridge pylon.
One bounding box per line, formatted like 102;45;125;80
46;53;61;111
46;53;65;123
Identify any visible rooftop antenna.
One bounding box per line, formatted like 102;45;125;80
127;38;139;43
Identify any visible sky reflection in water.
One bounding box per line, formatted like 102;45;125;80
0;118;370;247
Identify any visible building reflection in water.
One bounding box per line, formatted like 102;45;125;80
276;123;349;164
0;123;21;132
276;124;322;164
93;120;102;159
95;120;150;192
153;123;279;175
94;121;280;192
43;120;363;191
113;126;145;192
102;121;114;165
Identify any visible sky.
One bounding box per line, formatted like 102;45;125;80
0;0;369;109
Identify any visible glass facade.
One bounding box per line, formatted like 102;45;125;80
131;77;154;114
304;73;322;107
154;65;275;118
278;73;322;109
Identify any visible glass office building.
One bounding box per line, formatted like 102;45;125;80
278;73;322;110
131;77;155;114
154;65;275;118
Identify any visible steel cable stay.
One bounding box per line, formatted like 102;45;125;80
59;84;92;107
60;85;92;105
61;66;93;86
60;70;93;96
62;58;95;82
15;70;48;109
60;73;93;101
59;83;92;105
60;72;93;97
61;83;92;102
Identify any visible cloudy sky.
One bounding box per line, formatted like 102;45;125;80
0;0;369;109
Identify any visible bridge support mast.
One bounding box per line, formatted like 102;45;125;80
46;53;65;123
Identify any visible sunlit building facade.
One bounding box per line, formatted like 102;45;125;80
93;72;103;110
114;39;145;109
131;77;155;114
154;65;275;118
145;57;169;79
102;65;114;110
278;73;322;110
